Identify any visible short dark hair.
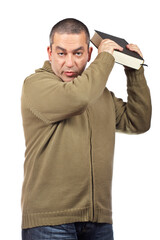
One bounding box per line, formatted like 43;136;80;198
49;18;90;49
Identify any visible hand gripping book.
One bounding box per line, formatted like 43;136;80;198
91;30;145;70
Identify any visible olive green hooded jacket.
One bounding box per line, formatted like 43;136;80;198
21;52;151;229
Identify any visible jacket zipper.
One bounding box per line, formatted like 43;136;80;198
87;108;94;221
90;132;95;220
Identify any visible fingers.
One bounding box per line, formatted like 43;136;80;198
98;39;123;55
98;40;143;59
126;44;143;58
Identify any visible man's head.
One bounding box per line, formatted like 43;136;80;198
47;18;93;82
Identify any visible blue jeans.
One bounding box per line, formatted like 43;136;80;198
22;222;114;240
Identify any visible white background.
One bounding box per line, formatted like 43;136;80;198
0;0;159;239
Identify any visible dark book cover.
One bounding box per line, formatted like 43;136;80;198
92;30;143;60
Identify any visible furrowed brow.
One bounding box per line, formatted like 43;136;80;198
56;46;66;52
55;46;84;52
73;47;84;52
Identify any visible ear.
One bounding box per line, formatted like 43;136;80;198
88;47;93;62
47;46;52;61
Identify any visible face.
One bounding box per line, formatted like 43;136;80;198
47;32;93;82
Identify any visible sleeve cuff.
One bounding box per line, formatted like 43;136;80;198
124;66;148;87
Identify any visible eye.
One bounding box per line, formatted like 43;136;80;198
75;52;82;56
58;52;64;56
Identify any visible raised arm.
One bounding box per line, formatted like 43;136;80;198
111;66;151;133
22;53;114;124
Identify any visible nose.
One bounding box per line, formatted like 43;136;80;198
65;54;74;68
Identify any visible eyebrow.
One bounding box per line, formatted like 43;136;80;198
56;46;84;52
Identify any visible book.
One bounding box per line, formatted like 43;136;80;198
91;30;145;70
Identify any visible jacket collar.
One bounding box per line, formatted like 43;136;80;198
36;61;63;82
42;60;54;73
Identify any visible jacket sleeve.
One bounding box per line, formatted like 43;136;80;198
111;67;152;133
22;52;114;124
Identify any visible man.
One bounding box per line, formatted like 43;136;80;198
21;18;151;240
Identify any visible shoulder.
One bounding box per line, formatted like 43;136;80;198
23;70;61;87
